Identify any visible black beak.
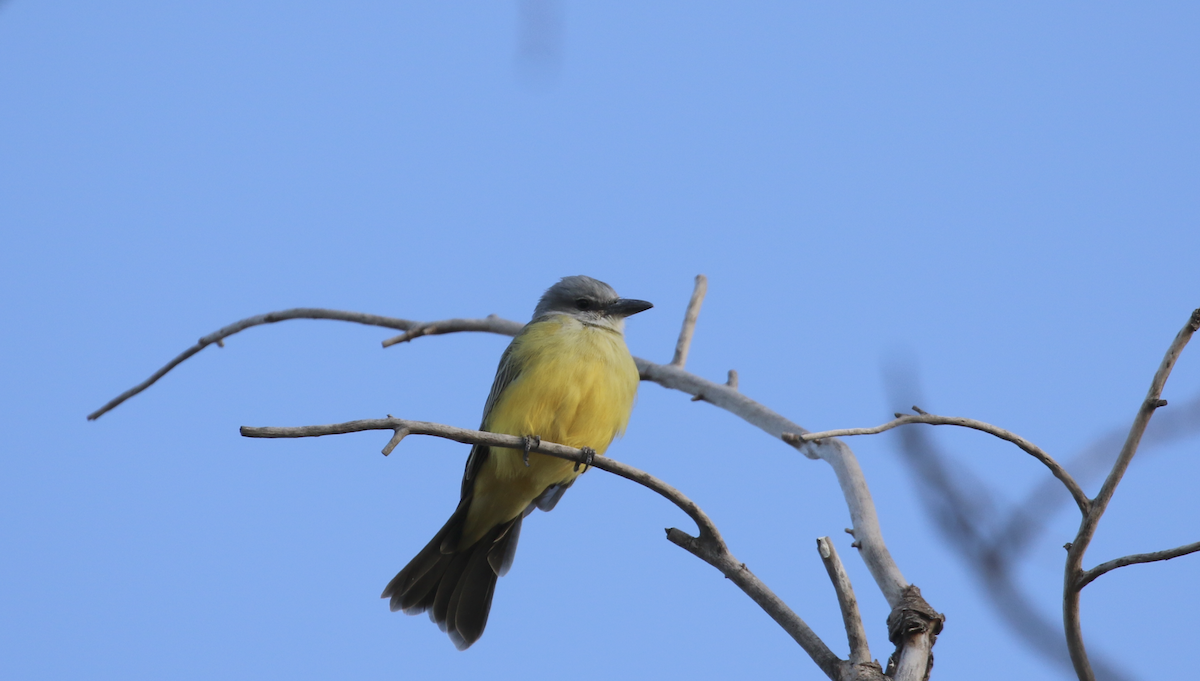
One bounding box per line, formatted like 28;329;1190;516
608;298;654;318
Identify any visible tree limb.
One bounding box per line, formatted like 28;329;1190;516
793;412;1090;516
1064;307;1200;681
241;417;849;679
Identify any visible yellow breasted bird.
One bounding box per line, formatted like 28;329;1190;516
382;275;652;649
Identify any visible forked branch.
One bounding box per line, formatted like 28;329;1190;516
1064;307;1200;681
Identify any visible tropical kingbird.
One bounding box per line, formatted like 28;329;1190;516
382;275;653;649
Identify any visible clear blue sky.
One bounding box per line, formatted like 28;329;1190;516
2;2;1197;679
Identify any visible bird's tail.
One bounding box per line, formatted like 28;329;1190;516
381;497;524;650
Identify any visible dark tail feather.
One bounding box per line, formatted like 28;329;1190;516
382;503;524;650
381;498;469;615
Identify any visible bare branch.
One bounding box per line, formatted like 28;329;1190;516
380;315;522;348
241;416;847;679
792;412;1090;517
1078;541;1200;589
818;537;871;666
87;309;426;421
89;285;929;676
1065;307;1200;681
671;274;707;368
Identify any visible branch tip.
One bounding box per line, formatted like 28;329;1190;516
382;427;410;456
670;274;708;369
817;536;872;666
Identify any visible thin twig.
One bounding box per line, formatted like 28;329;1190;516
1078;540;1200;589
791;413;1090;516
87;309;430;421
818;537;871;666
380;315;521;348
671;274;708;368
241;416;846;679
1064;307;1200;681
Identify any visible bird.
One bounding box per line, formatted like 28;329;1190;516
381;275;653;650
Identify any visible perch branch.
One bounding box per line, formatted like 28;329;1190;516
241;417;847;679
792;413;1089;516
1064;307;1200;681
671;274;707;368
1078;540;1200;589
818;537;871;666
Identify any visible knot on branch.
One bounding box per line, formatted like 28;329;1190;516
886;585;944;642
885;585;944;681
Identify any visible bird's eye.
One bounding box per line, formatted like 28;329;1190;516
575;298;592;311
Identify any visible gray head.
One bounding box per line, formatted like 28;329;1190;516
532;275;653;328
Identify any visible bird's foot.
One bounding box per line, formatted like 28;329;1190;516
574;447;596;473
522;435;540;467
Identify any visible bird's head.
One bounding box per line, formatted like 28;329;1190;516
532;275;653;332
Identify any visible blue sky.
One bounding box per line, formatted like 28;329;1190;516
2;2;1197;679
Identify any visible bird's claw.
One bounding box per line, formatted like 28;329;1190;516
574;447;596;473
522;435;540;467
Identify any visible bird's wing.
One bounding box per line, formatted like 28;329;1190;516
459;334;527;499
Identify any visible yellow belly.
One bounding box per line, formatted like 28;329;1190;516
462;316;640;545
